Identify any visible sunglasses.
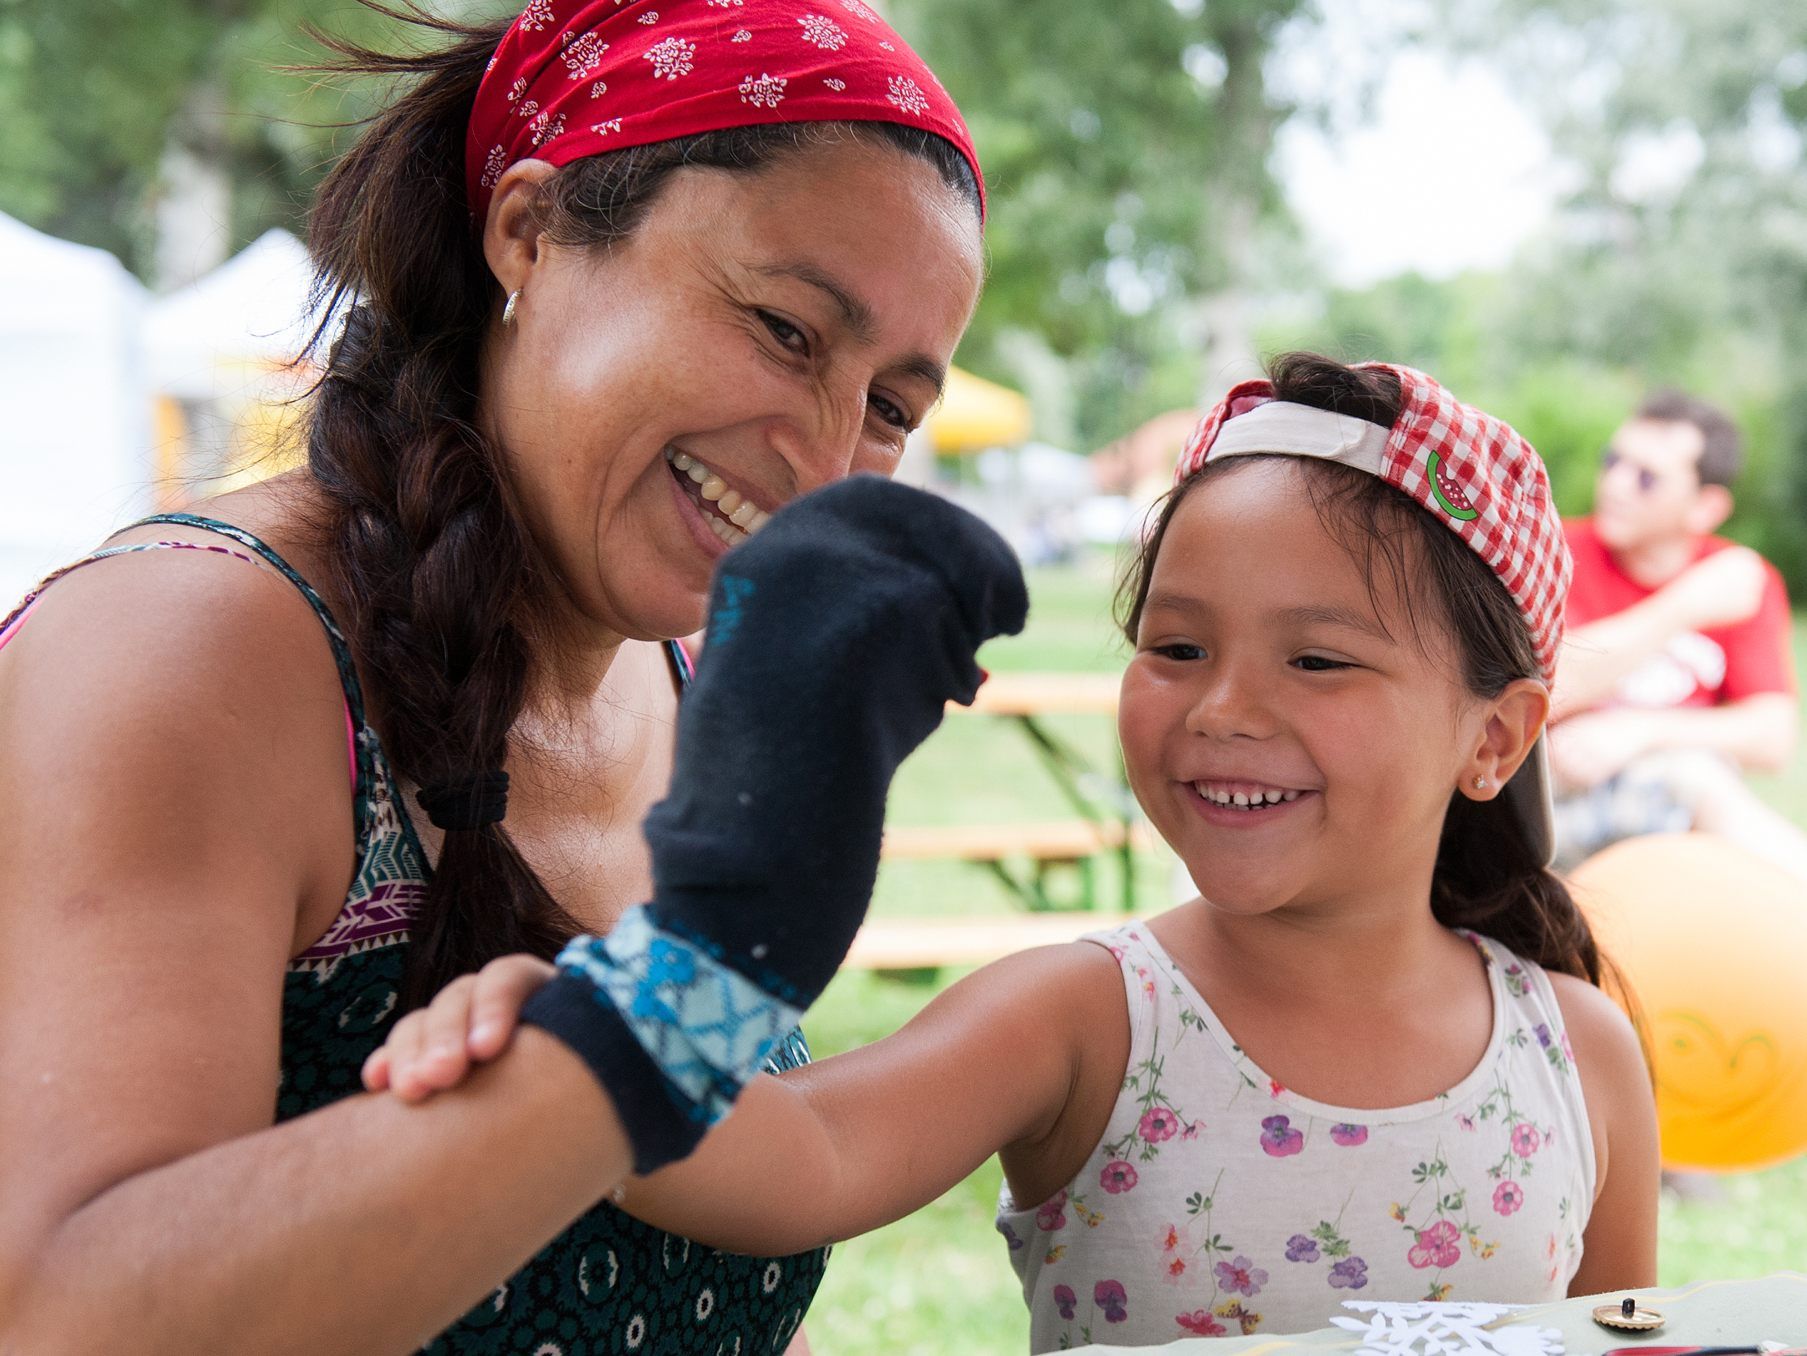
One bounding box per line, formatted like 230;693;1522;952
1601;449;1660;493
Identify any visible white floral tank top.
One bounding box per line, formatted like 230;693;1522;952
996;924;1595;1346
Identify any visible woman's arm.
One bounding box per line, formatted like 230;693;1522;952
1549;972;1661;1296
0;557;632;1355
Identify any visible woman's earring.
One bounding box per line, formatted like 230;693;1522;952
502;289;521;327
1473;776;1489;791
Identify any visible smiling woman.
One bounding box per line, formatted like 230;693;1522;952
0;1;997;1352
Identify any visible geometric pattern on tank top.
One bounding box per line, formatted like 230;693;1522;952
30;516;828;1356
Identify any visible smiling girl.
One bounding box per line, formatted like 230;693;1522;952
369;354;1659;1343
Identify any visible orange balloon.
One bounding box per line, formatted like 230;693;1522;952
1570;833;1807;1172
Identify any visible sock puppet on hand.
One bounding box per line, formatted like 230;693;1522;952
521;476;1029;1172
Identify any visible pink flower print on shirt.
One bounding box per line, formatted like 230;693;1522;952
1493;1180;1526;1216
1035;1191;1069;1231
1259;1114;1304;1157
1139;1107;1180;1143
1053;1284;1077;1320
1330;1122;1369;1146
1094;1279;1129;1323
1512;1123;1542;1157
1101;1160;1140;1193
1268;1078;1286;1098
1407;1220;1462;1270
1213;1256;1267;1297
1177;1310;1229;1336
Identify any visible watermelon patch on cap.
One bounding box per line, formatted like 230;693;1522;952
1428;451;1479;521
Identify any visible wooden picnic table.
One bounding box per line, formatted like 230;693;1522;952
879;669;1144;922
961;670;1122;717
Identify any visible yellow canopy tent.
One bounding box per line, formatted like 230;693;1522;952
929;365;1032;453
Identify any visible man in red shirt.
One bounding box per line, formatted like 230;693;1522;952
1551;391;1806;879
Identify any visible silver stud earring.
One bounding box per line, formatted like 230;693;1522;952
1473;776;1489;791
502;289;521;327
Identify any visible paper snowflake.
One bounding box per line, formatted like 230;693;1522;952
1331;1301;1564;1356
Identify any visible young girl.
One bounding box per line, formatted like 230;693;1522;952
368;354;1659;1342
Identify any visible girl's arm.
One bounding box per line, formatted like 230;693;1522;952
0;556;631;1355
1548;972;1661;1295
622;938;1129;1255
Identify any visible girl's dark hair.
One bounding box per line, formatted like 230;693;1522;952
1119;352;1608;987
303;2;980;1009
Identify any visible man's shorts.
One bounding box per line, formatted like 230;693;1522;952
1553;765;1695;870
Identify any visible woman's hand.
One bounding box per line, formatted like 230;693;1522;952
363;955;555;1101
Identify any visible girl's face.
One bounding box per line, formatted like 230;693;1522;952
482;136;984;644
1119;458;1494;920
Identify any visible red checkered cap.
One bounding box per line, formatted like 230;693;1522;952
1176;365;1572;686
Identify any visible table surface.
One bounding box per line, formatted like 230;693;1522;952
1067;1274;1807;1354
961;670;1123;717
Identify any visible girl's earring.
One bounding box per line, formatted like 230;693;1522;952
1472;776;1489;792
502;289;521;327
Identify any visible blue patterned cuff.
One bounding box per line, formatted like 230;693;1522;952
529;907;804;1151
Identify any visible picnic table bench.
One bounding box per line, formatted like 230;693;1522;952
855;671;1153;971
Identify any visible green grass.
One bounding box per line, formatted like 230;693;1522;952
798;560;1807;1355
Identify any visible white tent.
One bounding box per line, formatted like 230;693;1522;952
143;228;318;401
0;212;150;612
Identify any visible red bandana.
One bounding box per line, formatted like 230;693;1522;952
465;0;983;225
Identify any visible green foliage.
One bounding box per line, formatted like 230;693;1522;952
0;0;418;275
1408;0;1807;583
891;0;1318;447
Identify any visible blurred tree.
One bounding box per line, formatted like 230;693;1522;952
0;0;413;285
1429;0;1807;581
890;0;1323;447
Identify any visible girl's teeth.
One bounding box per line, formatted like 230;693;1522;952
699;475;728;502
1200;784;1300;810
672;452;695;472
729;501;758;529
685;461;709;485
717;489;743;515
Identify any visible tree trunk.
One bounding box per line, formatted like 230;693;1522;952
153;75;233;291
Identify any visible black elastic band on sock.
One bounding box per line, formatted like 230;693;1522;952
418;770;510;831
520;971;708;1176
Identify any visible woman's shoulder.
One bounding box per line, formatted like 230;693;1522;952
0;495;357;862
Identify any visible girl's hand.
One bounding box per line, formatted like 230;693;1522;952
362;955;555;1102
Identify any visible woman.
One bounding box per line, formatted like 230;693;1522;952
0;1;999;1350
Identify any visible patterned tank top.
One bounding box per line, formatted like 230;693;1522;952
1;515;826;1355
996;923;1595;1347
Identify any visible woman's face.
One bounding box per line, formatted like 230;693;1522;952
481;136;984;644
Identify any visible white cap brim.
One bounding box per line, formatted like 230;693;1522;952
1500;734;1556;867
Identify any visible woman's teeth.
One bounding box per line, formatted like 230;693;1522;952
667;449;772;544
1196;784;1302;811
